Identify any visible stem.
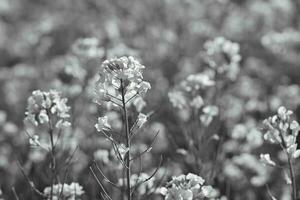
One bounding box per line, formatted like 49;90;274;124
278;130;297;200
47;110;56;200
120;80;131;200
288;156;297;200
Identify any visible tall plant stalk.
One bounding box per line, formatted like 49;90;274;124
279;130;297;200
287;155;297;200
121;80;131;200
47;109;56;200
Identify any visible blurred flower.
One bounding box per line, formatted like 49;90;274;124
162;173;218;200
94;149;110;164
260;154;276;166
29;135;40;148
25;90;71;127
136;113;148;128
118;173;154;196
200;105;219;126
43;182;84;200
95;116;111;132
203;37;241;80
71;37;104;58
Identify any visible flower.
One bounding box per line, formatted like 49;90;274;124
94;149;110;164
277;106;293;121
262;106;299;147
29;135;40;147
95;116;111;132
136;113;148;128
43;182;84;200
168;91;187;109
163;173;218;200
260;154;276;166
25;90;70;127
262;106;300;164
118;173;154;195
200;105;219;126
95;56;150;105
137;81;151;95
71;37;104;58
203;37;241;80
168;72;214;112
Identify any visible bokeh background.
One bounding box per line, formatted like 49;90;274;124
1;0;300;199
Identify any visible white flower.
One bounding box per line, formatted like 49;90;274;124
96;56;150;105
29;135;40;147
204;37;241;80
277;106;293;121
25;90;71;127
168;91;187;109
94;149;110;164
190;96;204;109
72;37;104;58
137;81;151;95
262;106;300;160
200;105;219;126
95;116;111;132
163;173;217;200
38;110;49;124
201;185;218;198
260;154;276;166
136;113;148;128
43;182;84;200
287;144;300;158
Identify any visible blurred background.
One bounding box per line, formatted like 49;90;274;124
1;0;300;199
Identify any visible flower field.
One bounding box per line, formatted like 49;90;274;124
0;0;300;199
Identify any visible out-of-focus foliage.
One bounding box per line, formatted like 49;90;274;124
1;0;300;199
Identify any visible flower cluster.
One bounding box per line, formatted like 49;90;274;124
95;116;111;132
161;173;218;200
43;182;84;200
71;37;104;58
261;29;300;55
203;37;241;80
168;73;217;125
169;73;215;108
118;173;154;196
269;84;300;112
95;56;151;106
224;153;269;187
262;106;300;159
25;90;71;128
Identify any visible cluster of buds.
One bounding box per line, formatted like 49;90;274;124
262;106;300;159
161;173;218;200
203;37;241;80
25;90;71;128
43;182;84;200
95;56;151;108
